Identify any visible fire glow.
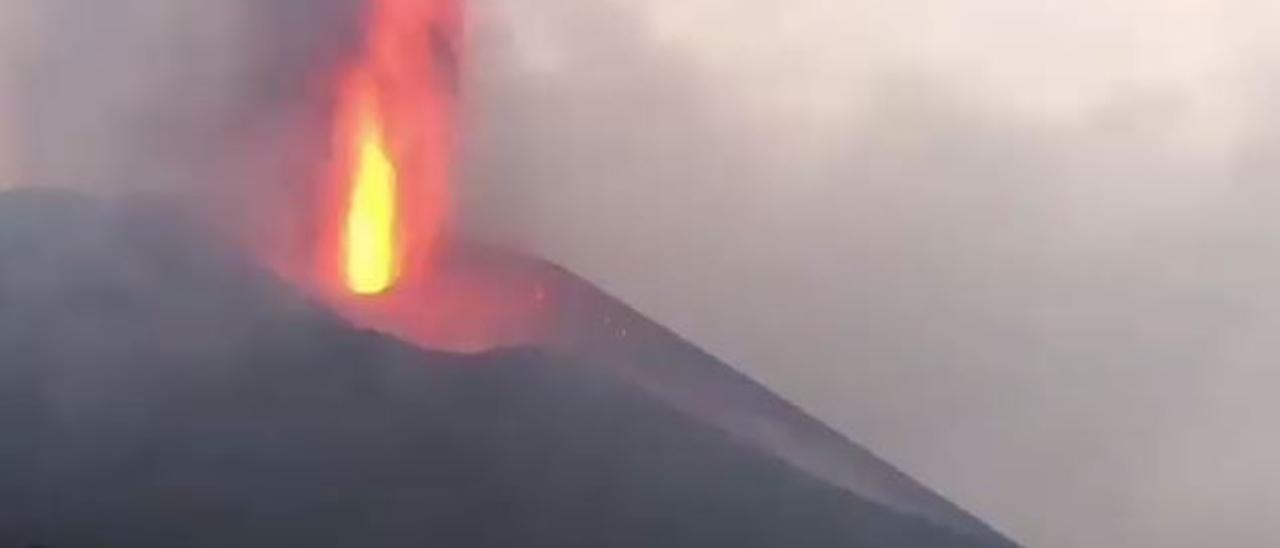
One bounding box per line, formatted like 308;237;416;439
345;106;399;294
329;0;460;296
296;0;550;352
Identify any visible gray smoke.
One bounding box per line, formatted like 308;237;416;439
5;0;1280;546
462;2;1280;546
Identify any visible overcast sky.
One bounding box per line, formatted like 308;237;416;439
462;2;1280;546
5;0;1280;546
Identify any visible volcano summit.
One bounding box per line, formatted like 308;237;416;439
0;190;1014;547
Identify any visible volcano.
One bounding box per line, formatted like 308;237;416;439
0;190;1015;547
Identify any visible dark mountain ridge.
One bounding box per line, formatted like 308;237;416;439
0;190;1011;547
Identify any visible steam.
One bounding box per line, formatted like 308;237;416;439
463;2;1280;546
2;1;237;190
0;0;359;254
0;1;30;187
5;0;1280;546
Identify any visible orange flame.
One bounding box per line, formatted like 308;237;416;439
331;0;460;296
344;100;399;294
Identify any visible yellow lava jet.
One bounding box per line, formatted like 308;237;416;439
328;0;459;298
344;107;399;295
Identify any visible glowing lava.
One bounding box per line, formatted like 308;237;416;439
344;105;399;295
297;0;551;353
330;0;460;297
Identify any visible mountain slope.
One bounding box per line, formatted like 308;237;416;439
355;239;1014;544
0;189;1007;547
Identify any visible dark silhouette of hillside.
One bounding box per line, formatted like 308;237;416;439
0;190;1010;547
372;240;1013;544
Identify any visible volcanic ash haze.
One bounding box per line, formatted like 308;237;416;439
0;2;28;188
7;0;1280;547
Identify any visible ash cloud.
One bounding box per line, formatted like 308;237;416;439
461;2;1280;546
5;0;1280;546
0;0;359;255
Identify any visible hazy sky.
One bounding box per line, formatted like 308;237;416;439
5;0;1280;546
463;2;1280;546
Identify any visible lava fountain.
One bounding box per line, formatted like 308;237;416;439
300;0;551;352
328;0;461;297
345;106;399;295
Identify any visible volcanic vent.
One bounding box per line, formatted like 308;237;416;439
0;190;1011;547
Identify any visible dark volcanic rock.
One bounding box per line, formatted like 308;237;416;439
0;190;1007;547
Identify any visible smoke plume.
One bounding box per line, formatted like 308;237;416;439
4;0;1280;546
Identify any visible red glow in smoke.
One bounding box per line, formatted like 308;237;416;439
318;0;461;298
298;0;552;352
